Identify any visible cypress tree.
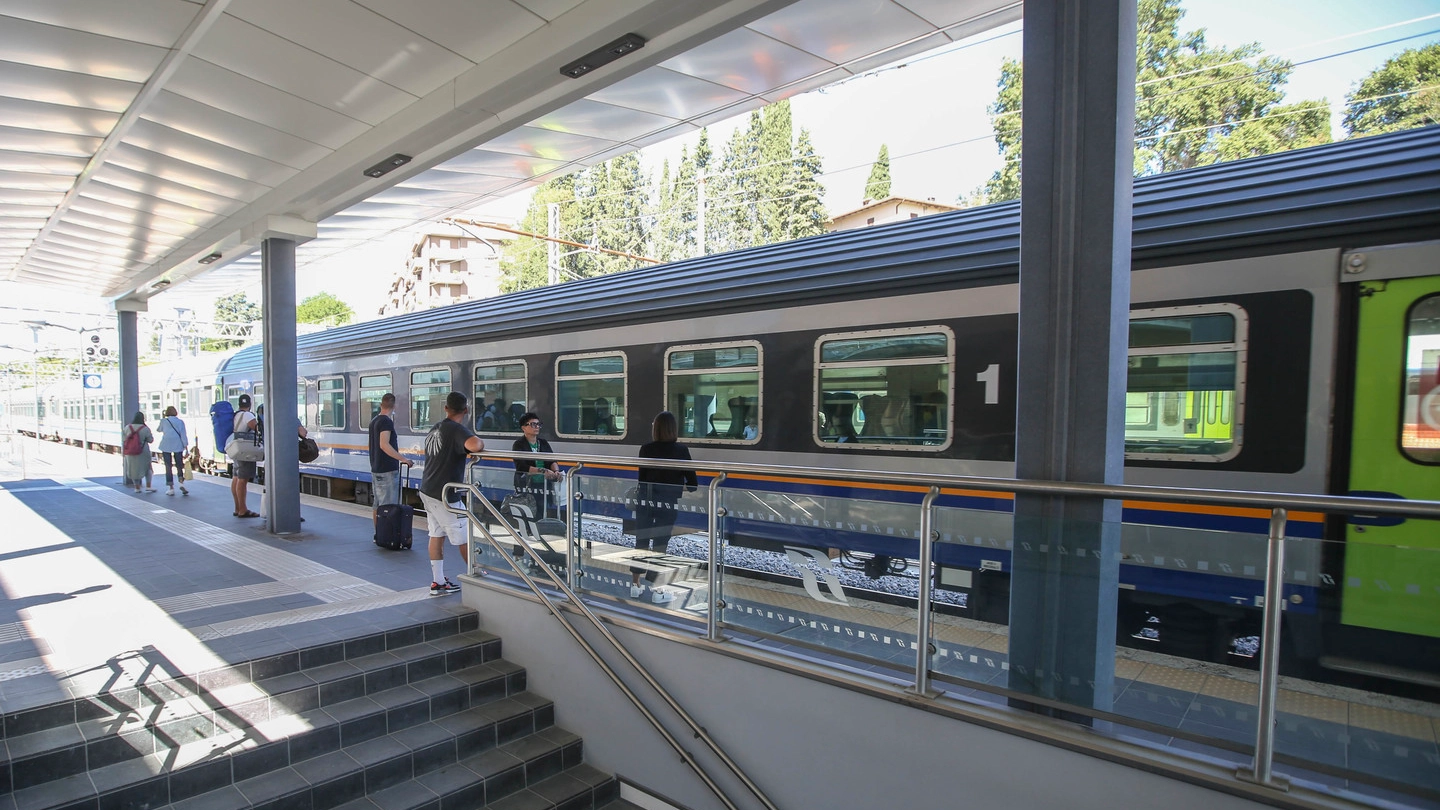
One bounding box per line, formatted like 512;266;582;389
864;144;891;201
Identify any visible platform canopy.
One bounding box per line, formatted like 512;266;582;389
0;0;1020;306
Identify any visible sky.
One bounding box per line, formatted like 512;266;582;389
3;0;1437;345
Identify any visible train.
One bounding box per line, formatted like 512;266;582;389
8;126;1440;692
5;350;236;464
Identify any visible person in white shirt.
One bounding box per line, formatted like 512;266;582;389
156;406;189;495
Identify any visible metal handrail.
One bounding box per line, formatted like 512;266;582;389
443;481;780;810
481;449;1440;518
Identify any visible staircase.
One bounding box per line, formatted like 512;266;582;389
0;613;638;810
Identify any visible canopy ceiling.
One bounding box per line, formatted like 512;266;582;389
0;0;1019;306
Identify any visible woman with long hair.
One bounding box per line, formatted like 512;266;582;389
121;412;154;493
630;411;698;599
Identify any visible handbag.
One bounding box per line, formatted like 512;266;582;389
226;429;265;462
298;436;320;463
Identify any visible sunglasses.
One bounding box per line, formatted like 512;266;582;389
524;421;542;428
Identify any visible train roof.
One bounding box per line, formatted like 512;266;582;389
229;126;1440;368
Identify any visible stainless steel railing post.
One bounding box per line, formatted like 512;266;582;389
911;487;941;697
1239;507;1289;790
706;473;727;644
564;463;583;591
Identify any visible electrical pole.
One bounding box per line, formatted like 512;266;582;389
546;203;560;286
697;170;707;259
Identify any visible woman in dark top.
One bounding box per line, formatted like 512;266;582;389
636;410;697;538
512;412;561;506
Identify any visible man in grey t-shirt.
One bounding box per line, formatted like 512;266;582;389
418;391;484;595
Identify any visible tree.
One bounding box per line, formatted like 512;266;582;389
705;100;825;251
789;128;829;239
982;58;1023;203
1344;43;1440;137
296;292;354;326
979;0;1330;203
864;144;892;200
205;291;261;350
500;174;578;293
215;291;261;324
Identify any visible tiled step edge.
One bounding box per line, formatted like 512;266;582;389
6;687;558;810
1;613;484;741
322;754;616;810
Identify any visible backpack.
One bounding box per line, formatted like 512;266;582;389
210;400;235;451
122;426;143;456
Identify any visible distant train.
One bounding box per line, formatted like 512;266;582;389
11;127;1440;689
7;351;235;464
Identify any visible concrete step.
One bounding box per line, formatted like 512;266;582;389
0;614;486;741
1;630;506;795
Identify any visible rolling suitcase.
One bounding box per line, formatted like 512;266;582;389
374;470;413;550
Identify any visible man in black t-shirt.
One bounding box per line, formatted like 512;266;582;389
418;391;484;595
368;393;412;537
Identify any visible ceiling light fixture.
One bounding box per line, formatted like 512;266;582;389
198;252;222;264
560;33;646;79
363;153;413;178
151;279;171;289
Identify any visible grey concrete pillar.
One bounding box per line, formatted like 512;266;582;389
114;302;144;427
261;237;302;534
1009;0;1137;714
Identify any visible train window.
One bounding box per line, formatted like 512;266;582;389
148;393;162;424
1401;294;1440;464
178;391;188;416
317;378;345;429
665;342;762;443
555;353;626;439
226;385;242;405
359;373;391;423
813;327;954;450
473;362;527;434
253;383;265;410
411;368;450;430
1125;303;1247;461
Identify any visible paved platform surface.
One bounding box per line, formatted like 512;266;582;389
0;450;470;719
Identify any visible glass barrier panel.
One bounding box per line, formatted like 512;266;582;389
716;483;922;673
927;501;1014;690
466;460;579;583
1282;533;1440;801
569;469;712;610
930;500;1275;761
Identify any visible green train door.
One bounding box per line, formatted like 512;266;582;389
1344;274;1440;638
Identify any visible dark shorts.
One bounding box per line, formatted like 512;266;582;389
233;460;257;480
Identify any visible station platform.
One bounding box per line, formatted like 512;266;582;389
0;473;471;720
0;441;647;810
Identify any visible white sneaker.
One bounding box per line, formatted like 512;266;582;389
651;588;675;604
629;585;644;598
167;487;175;496
144;487;156;493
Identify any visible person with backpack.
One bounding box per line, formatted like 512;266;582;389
156;406;189;496
122;412;155;494
230;394;260;517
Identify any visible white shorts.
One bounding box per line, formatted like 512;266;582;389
418;492;468;546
